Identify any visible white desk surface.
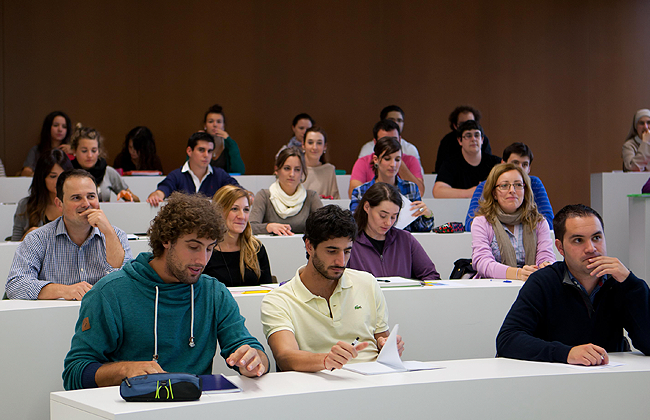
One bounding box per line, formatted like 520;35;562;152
1;279;521;420
51;353;650;420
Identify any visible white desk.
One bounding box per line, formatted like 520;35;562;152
590;172;650;265
1;280;521;420
629;195;650;283
51;353;650;420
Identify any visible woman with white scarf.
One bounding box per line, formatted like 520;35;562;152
471;163;555;281
622;108;650;172
250;147;323;235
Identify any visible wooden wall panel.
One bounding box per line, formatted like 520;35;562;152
1;0;650;213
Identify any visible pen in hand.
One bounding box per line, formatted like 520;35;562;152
331;337;361;371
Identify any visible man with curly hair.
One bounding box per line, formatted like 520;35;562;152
63;192;268;390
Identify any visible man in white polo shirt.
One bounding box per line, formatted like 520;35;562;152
261;205;404;372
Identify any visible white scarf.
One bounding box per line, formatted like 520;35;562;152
269;180;307;219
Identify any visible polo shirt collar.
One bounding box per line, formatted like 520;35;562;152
292;265;353;303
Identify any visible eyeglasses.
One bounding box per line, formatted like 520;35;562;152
496;182;525;191
462;132;482;140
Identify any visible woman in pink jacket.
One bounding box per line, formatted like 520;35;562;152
471;163;555;280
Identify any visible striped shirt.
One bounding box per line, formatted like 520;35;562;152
5;217;132;300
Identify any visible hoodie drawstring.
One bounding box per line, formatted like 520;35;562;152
153;284;196;362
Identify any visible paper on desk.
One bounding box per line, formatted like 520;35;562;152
343;324;442;375
394;195;418;230
377;277;423;287
565;362;624;370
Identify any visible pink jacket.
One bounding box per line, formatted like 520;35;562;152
471;216;556;279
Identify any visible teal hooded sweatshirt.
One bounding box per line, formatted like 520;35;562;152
63;252;264;390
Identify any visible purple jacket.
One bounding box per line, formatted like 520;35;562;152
347;228;441;280
643;176;650;193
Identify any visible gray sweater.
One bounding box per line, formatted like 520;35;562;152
250;189;323;235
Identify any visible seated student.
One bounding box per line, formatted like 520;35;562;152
203;185;273;286
112;126;164;174
435;105;492;174
20;111;73;177
63;192;268;390
12;149;73;241
348;120;424;198
146;132;239;207
358;105;421;162
203;104;246;174
496;204;650;365
348;182;440;280
471;163;555;280
466;142;553;231
350;137;433;232
276;113;314;158
6;169;132;300
433;120;501;198
70;124;139;202
250;147;323;235
261;205;404;372
301;126;340;199
622;108;650;172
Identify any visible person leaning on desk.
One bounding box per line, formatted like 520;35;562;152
261;205;404;372
496;204;650;366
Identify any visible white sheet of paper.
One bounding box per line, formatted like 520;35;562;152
565;361;624;370
394;195;417;230
376;324;405;370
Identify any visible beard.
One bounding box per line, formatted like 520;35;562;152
312;253;345;281
165;246;203;284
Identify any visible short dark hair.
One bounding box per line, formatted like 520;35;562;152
448;105;481;131
148;192;227;258
553;204;604;242
187;131;215;149
457;120;484;138
304;205;357;251
503;142;534;164
204;104;225;125
292;113;314;127
354;182;402;234
372;119;401;140
372;136;401;178
56;169;97;201
380;105;404;121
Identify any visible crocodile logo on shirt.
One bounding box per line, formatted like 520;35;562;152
355;305;362;309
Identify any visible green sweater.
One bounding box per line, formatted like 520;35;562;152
63;252;264;390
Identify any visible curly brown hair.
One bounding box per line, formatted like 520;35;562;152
148;192;227;257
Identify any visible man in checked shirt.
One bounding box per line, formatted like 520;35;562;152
6;169;131;300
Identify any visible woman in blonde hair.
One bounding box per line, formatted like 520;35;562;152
70;123;138;202
204;185;272;286
471;163;555;280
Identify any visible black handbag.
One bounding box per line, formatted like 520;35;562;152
450;258;477;279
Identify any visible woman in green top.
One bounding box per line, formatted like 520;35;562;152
203;104;246;174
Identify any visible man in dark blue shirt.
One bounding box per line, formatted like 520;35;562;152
497;204;650;365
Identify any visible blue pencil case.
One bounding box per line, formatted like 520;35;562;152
120;373;203;402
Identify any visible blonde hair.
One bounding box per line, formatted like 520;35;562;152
212;185;262;279
475;163;543;230
69;123;107;159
